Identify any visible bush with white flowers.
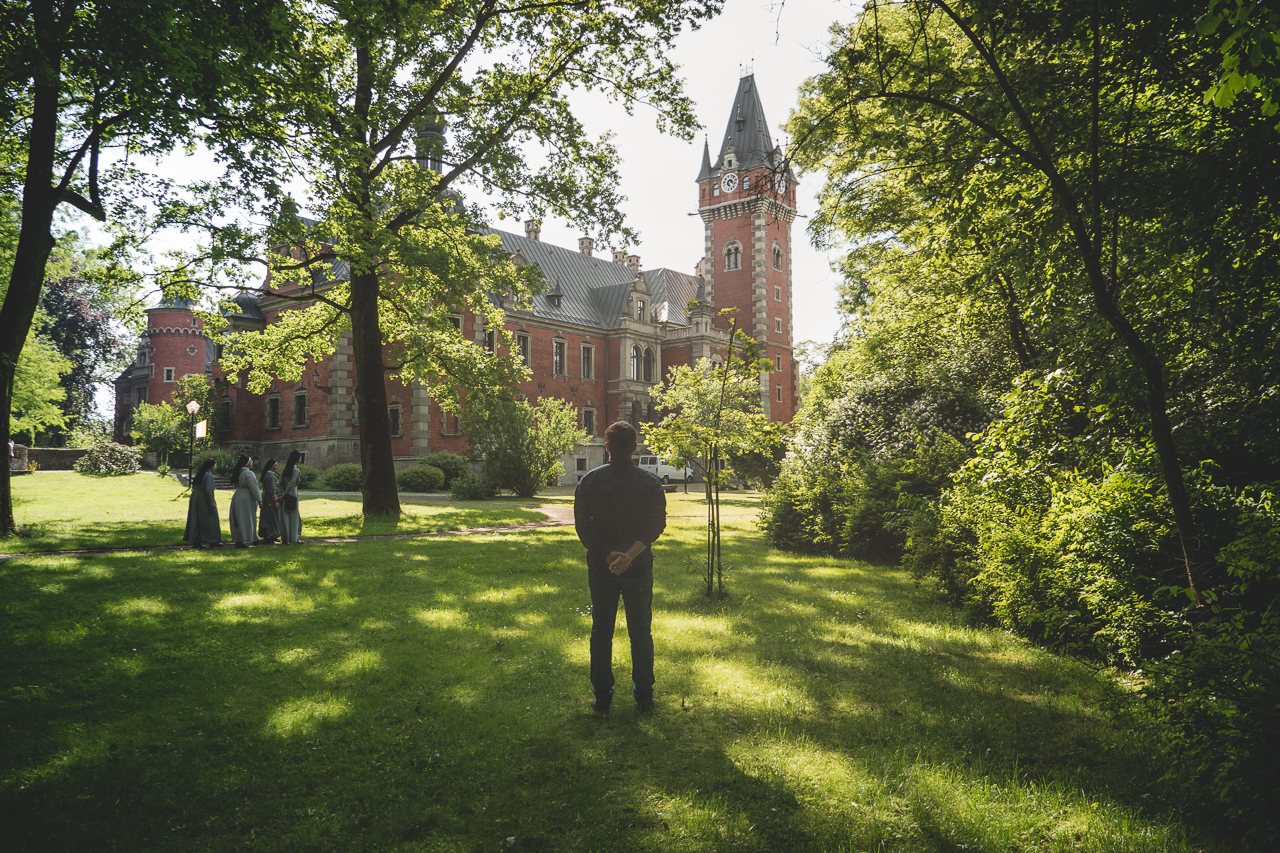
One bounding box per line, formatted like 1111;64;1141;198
73;442;142;475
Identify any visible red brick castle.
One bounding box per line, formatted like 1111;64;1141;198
115;74;798;482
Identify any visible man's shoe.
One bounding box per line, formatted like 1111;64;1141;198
636;696;655;713
590;698;611;713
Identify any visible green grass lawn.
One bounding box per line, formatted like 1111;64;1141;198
5;472;546;552
0;487;1234;851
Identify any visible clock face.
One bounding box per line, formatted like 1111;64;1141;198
720;172;738;193
775;173;787;194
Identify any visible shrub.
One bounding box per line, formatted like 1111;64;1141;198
451;471;496;501
322;463;363;491
72;442;141;475
421;451;469;487
397;464;444;493
297;463;321;489
191;450;235;476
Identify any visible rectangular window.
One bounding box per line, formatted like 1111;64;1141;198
637;299;646;321
221;399;232;432
776;355;782;371
388;405;402;437
163;367;175;382
442;413;459;435
774;285;782;301
449;315;463;331
774;317;783;333
712;184;720;197
776;385;783;403
267;396;281;429
576;457;588;471
516;334;530;368
581;345;594;379
485;329;496;353
293;392;308;427
553;339;566;376
742;175;750;189
583;409;595;436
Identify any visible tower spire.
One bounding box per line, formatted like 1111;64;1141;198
696;135;713;182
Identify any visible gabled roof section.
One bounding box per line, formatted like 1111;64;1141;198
643;268;702;327
715;74;777;172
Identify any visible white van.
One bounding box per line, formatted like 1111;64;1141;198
635;454;693;484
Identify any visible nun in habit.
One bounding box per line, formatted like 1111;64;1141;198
278;450;303;544
184;458;221;548
258;458;281;543
228;455;262;547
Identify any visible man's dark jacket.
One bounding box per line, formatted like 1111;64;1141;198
574;460;667;577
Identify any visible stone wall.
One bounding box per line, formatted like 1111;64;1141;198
26;447;88;470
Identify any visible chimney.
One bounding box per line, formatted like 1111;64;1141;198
626;254;640;271
612;249;627;265
524;220;541;241
578;236;594;256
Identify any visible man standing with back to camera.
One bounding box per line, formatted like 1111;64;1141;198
574;421;667;713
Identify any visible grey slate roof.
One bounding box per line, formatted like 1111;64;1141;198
486;228;696;332
238;224;699;333
715;74;778;171
696;138;714;182
642;267;702;326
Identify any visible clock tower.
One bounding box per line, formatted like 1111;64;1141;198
696;72;798;423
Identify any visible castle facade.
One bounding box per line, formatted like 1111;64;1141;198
114;74;798;482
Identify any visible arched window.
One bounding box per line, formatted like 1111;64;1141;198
630;401;642;425
724;243;741;271
630;345;641;380
647;402;658;423
643;348;655;383
773;245;782;270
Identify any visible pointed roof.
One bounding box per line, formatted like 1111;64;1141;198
696;137;714;182
715;74;776;172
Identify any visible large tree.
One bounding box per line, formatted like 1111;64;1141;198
786;0;1280;593
158;0;721;517
0;0;291;533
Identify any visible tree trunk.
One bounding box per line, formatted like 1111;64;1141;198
0;57;62;534
348;269;401;516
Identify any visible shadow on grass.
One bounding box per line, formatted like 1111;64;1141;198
0;522;1233;852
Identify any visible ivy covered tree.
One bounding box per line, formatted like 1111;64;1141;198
153;0;721;519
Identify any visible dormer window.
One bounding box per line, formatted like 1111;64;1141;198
637;299;646;321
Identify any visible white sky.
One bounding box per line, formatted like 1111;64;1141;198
79;0;854;355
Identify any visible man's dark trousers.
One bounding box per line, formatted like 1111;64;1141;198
589;569;654;703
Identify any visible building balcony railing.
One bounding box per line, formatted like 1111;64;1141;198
662;325;730;342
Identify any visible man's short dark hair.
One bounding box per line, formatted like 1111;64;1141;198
605;421;637;459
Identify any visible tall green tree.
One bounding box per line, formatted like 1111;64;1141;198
158;0;720;518
10;328;71;445
0;0;291;533
786;0;1280;592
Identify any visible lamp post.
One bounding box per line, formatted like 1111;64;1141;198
186;400;201;486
